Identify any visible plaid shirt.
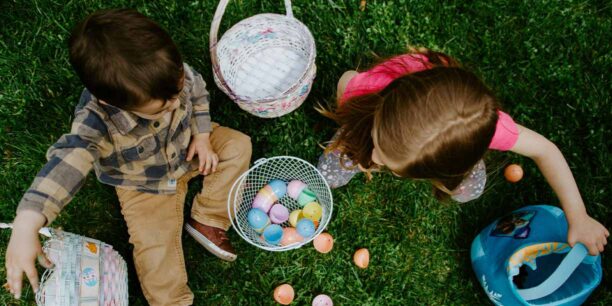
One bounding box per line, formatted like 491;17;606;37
17;63;212;224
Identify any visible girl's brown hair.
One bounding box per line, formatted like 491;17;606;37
320;50;499;199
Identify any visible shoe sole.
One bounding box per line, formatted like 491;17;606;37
185;223;237;262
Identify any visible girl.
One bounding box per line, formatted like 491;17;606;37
317;49;608;255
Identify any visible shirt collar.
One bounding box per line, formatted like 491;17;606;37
98;102;140;135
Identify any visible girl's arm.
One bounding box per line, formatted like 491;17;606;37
510;124;609;255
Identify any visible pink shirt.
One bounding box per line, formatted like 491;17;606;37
341;54;519;151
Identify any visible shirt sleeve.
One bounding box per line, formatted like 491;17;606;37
488;110;519;151
17;108;105;225
185;64;213;135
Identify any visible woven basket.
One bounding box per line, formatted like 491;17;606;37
36;228;129;306
228;156;333;251
210;0;317;118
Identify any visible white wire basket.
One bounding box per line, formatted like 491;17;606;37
228;156;333;251
35;228;129;306
210;0;317;118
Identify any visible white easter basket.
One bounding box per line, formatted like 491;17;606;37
1;224;129;306
228;156;333;251
210;0;317;118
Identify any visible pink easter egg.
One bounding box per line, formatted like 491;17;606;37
287;180;307;200
312;294;333;306
252;186;277;213
280;227;304;246
269;204;290;224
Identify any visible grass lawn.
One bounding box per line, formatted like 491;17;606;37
1;0;610;305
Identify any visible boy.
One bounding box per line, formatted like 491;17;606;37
4;9;252;306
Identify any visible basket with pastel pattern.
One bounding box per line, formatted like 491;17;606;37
210;0;316;118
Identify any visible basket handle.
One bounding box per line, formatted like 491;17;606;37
517;243;597;301
210;0;294;97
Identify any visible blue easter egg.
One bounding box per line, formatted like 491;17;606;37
263;224;284;245
296;219;316;238
247;208;270;233
268;179;287;198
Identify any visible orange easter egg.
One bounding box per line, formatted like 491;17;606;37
274;284;295;305
353;248;370;269
313;233;334;254
504;164;524;183
280;227;304;246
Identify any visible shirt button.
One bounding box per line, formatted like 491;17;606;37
153;121;160;128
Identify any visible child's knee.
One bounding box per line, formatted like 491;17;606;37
219;130;252;161
337;70;358;101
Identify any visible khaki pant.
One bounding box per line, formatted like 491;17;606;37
116;124;251;306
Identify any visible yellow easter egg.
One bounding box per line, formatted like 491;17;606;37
289;210;303;227
303;202;322;222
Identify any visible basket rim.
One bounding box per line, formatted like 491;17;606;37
213;13;317;103
228;156;333;252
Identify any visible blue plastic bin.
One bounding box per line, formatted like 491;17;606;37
471;205;602;305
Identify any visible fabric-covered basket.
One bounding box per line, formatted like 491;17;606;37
210;0;317;118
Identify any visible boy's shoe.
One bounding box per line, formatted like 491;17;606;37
185;218;237;262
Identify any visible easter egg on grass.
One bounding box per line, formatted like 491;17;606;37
263;224;284;245
289;210;304;227
504;164;524;183
280;227;304;246
312;294;333;306
247;208;270;233
269;203;290;224
287;180;307;200
302;202;322;222
296;219;316;238
297;188;317;207
274;284;295;305
353;248;370;269
313;233;334;254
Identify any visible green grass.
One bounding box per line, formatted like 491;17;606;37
1;0;610;304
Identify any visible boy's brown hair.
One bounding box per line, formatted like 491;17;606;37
320;50;499;199
68;9;183;110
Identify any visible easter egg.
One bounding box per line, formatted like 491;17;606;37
297;188;317;207
269;203;290;224
268;179;287;198
273;284;295;305
302;202;323;222
504;164;523;183
312;294;333;306
287;180;307;200
247;208;270;233
252;185;277;213
313;233;334;254
353;248;370;269
280;227;304;246
263;224;284;245
296;219;316;238
289;210;303;227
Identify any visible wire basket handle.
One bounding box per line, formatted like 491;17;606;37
210;0;294;97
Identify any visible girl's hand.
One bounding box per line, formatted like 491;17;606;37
186;133;218;175
5;210;52;299
567;213;609;256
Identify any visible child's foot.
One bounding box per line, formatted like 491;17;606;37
185;218;236;262
317;150;361;189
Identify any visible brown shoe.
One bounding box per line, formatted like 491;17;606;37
185;218;237;262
